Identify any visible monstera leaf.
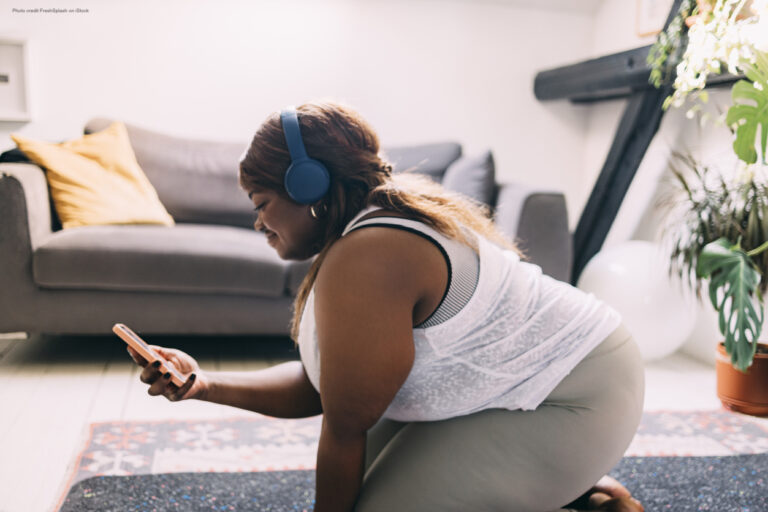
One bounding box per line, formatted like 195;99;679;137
726;50;768;165
696;238;764;372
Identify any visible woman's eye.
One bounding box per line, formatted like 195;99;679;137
252;204;265;221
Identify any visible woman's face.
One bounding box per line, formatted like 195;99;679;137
248;186;325;261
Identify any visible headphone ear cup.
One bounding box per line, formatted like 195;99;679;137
284;158;331;204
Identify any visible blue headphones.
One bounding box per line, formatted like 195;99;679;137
280;106;330;204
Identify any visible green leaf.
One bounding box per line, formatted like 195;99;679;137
726;83;764;164
696;238;764;371
727;51;768;165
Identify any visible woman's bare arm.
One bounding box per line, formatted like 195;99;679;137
312;227;422;511
130;342;321;419
202;360;323;418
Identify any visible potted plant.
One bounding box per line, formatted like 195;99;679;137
660;154;768;415
651;0;768;414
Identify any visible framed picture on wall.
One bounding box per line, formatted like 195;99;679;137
0;38;31;122
636;0;675;37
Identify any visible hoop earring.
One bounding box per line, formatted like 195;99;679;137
309;203;328;220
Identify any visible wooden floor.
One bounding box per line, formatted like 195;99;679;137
0;332;299;512
0;331;758;512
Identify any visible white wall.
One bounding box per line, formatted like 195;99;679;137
0;0;599;197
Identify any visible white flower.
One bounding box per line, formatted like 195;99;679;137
667;0;762;109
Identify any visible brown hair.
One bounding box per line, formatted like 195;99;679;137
239;99;523;344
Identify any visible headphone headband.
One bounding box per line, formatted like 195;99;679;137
280;106;308;162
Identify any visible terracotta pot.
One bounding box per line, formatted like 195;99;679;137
716;342;768;416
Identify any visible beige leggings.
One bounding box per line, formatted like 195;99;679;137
353;323;645;512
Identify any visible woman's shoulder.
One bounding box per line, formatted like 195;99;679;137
330;213;435;267
319;210;447;294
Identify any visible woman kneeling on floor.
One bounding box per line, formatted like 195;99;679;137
129;100;645;512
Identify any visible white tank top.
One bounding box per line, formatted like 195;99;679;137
297;206;622;422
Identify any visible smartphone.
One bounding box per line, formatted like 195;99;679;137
113;323;187;387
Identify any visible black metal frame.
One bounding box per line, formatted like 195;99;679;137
570;85;672;284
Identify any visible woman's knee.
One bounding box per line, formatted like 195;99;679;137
355;409;598;512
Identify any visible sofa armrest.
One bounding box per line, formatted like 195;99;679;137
0;162;53;250
493;182;572;283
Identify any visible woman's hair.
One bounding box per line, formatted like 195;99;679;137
239;99;523;344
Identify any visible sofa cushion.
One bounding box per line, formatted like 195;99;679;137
33;224;288;297
441;150;496;207
381;142;461;182
84;118;254;228
11;122;174;229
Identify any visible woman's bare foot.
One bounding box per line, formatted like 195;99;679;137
587;493;644;512
565;475;644;511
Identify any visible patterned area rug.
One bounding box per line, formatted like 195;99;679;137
627;409;768;456
56;409;768;511
70;415;323;476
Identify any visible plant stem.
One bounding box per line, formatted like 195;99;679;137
747;240;768;257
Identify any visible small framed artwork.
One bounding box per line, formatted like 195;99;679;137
0;38;31;122
636;0;675;37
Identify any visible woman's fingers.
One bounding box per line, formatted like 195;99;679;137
131;345;198;402
160;359;187;400
148;345;196;374
147;369;173;396
149;371;196;402
167;373;197;402
150;345;182;362
143;359;193;400
140;360;163;384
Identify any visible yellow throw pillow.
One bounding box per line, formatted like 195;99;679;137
10;121;174;229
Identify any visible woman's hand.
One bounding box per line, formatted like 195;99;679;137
126;344;208;402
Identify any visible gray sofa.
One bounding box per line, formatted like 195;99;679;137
0;118;571;336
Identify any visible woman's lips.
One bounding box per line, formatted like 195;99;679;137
265;230;277;243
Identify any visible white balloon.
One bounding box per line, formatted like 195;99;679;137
577;240;697;361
